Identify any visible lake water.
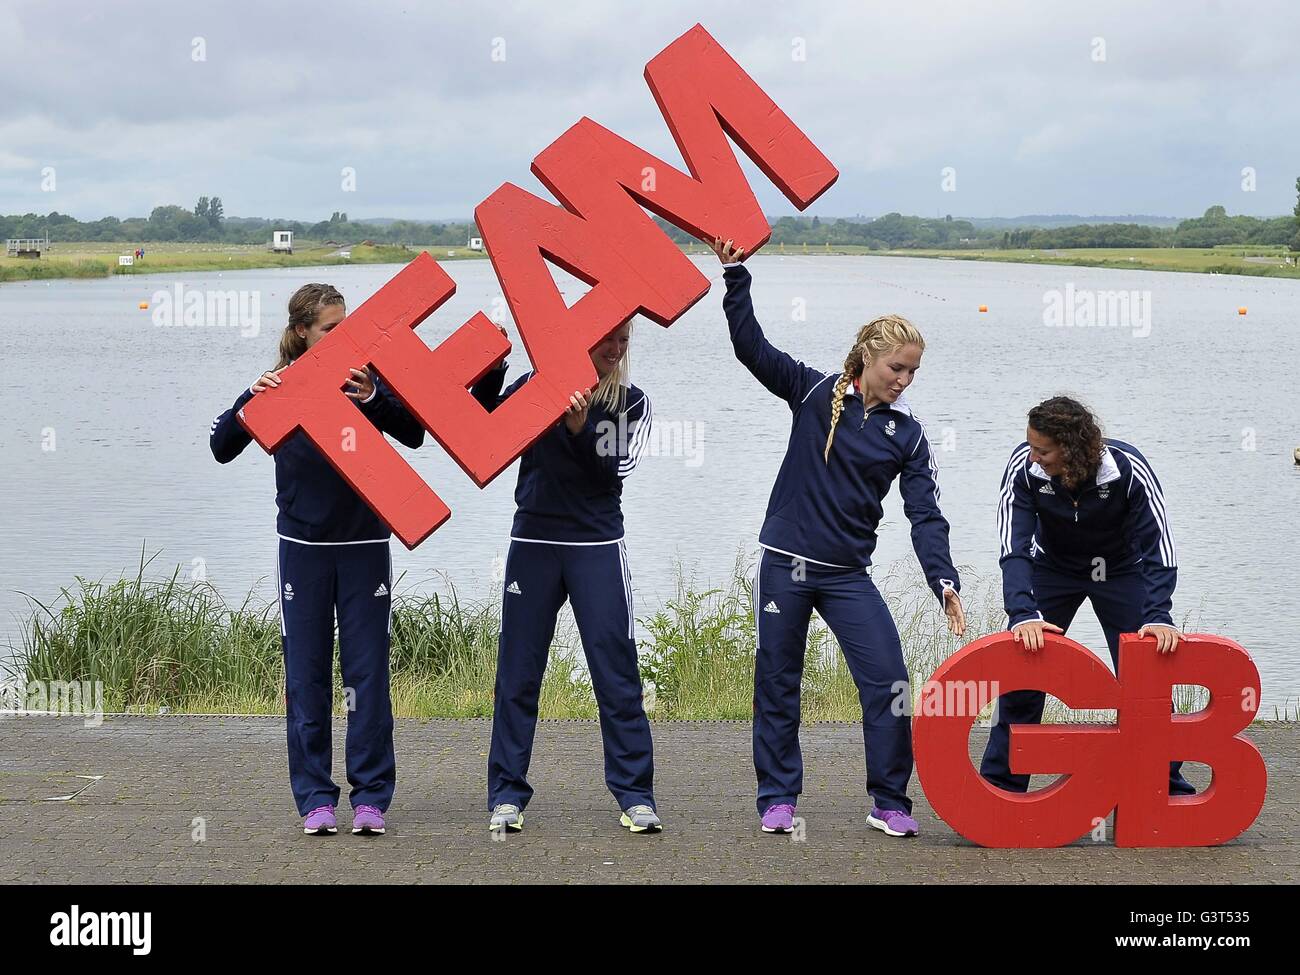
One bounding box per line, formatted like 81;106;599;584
3;254;1297;710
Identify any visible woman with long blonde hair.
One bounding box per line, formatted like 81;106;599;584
471;320;659;835
713;238;965;838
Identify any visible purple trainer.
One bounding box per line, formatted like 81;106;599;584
352;804;386;835
303;805;337;835
867;807;919;837
761;803;796;833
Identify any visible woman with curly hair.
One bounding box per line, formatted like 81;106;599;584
982;395;1195;796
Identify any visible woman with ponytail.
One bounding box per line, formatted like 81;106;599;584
983;396;1195;795
209;283;426;835
713;239;966;838
471;320;660;835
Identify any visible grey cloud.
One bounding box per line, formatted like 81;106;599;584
3;0;1299;221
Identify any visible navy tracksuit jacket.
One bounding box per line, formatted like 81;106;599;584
981;438;1195;795
723;263;961;816
210;372;424;815
471;364;656;813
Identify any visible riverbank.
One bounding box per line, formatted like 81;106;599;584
9;554;1295;722
883;245;1300;278
7;240;1300;285
0;240;489;283
5;555;992;721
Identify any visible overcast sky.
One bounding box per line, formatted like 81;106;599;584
2;0;1296;222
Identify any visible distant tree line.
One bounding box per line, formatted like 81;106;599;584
4;195;1300;251
987;208;1294;250
0;198;478;247
658;207;1298;250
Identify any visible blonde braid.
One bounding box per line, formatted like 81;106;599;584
823;370;855;462
823;314;926;463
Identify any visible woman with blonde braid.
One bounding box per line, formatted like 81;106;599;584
713;238;966;837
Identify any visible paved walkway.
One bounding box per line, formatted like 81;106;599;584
1;716;1294;883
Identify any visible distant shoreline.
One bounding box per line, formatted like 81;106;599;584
876;246;1300;279
0;242;488;285
4;240;1299;285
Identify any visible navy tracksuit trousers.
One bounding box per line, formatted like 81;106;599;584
753;549;913;816
980;562;1196;796
277;538;396;815
488;539;655;812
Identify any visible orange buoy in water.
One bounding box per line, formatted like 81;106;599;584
138;301;149;310
978;304;988;313
1238;307;1247;315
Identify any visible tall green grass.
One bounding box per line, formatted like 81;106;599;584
386;585;595;718
4;548;1236;720
7;551;595;718
637;555;1006;720
11;551;283;713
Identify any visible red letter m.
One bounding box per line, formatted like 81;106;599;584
238;24;838;547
